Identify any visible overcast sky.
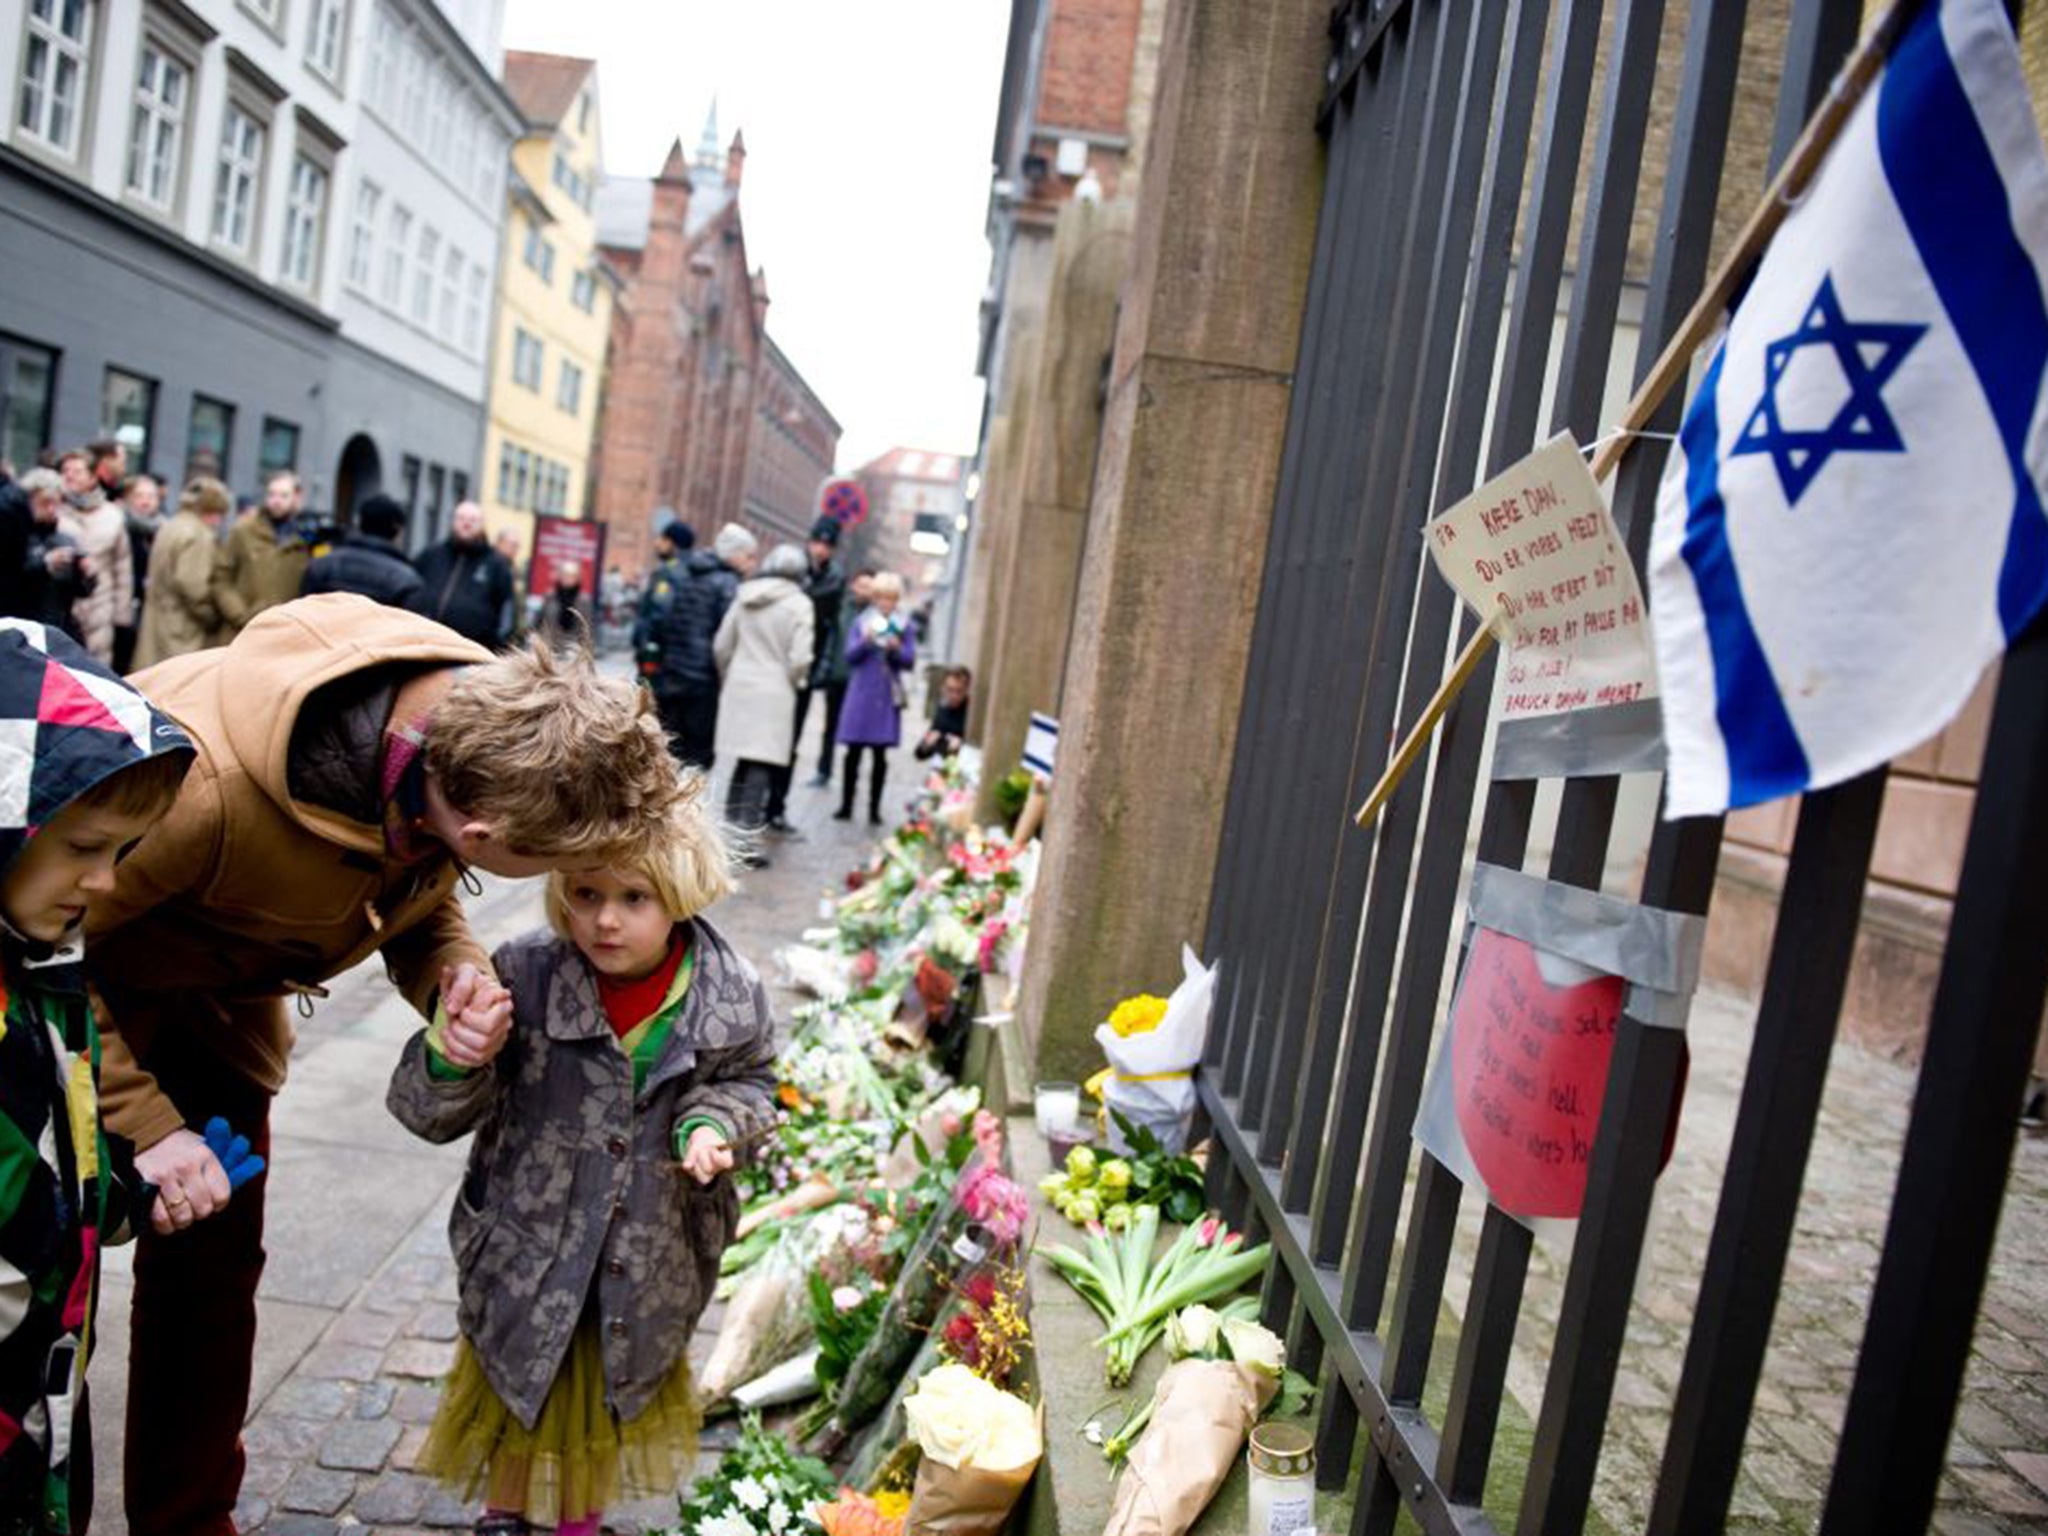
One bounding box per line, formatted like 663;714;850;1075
500;0;1011;473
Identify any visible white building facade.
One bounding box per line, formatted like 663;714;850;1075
0;0;517;542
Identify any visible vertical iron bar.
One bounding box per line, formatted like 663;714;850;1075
1823;620;2048;1532
1648;768;1887;1533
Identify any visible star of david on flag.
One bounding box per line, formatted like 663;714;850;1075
1648;0;2048;817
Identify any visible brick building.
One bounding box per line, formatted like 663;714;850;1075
588;113;837;579
849;448;965;595
744;331;841;545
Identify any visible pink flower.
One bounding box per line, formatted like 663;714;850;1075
1197;1216;1223;1247
972;1109;1005;1165
939;1110;964;1138
976;919;1009;974
960;1163;1029;1245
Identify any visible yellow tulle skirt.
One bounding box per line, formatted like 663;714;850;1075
416;1323;701;1523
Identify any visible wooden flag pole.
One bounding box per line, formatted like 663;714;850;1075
1351;0;1921;831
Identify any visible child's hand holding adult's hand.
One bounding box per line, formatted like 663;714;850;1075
681;1125;735;1185
438;962;513;1068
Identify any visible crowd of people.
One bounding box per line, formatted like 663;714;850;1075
0;442;977;1535
0;444;523;674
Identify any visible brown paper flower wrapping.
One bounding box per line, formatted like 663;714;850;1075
1102;1360;1278;1536
903;1401;1043;1535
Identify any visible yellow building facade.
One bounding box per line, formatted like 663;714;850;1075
483;53;615;563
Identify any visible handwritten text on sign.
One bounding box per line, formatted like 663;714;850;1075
1428;433;1658;719
1448;928;1684;1220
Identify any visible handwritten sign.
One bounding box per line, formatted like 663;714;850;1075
1447;928;1654;1220
1427;433;1657;720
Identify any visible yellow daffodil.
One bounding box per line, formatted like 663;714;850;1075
1107;993;1169;1038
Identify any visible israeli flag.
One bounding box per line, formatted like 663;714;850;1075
1649;0;2048;817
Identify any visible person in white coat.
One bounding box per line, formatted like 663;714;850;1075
713;543;815;862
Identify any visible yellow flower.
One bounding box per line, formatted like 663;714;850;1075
873;1490;911;1519
1107;994;1169;1038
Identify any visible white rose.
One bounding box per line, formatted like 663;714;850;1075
831;1284;865;1312
903;1364;988;1468
1220;1317;1286;1377
768;1499;792;1533
732;1475;770;1512
975;1387;1043;1474
1167;1304;1223;1360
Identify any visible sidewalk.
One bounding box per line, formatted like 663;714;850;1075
88;723;886;1535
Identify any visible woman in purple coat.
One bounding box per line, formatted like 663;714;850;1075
833;571;917;824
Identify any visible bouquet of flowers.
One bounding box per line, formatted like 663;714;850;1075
813;1486;909;1536
1095;947;1215;1153
670;1415;837;1536
901;1363;1043;1536
1041;1209;1270;1385
1099;1306;1315;1536
937;1261;1033;1391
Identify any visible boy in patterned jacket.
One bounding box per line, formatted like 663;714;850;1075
0;620;194;1532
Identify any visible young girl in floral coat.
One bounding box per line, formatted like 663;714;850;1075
387;798;776;1533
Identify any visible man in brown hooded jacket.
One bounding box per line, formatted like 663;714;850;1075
85;592;685;1534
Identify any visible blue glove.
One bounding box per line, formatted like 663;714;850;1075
203;1116;266;1193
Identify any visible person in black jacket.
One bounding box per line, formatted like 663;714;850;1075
13;467;95;636
411;500;513;649
915;666;973;760
301;495;423;610
650;522;756;769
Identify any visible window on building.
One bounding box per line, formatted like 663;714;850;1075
399;34;426;141
381;202;411;307
512;328;543;390
366;3;396;115
125;41;189;211
307;0;346;80
210;101;266;256
1;336;58;473
577;90;590;134
187;395;234;480
462;261;486;356
437;243;462;340
345;179;378;290
569;267;596;314
426;70;451;162
399;453;420;514
557;360;583;416
280;153;328;290
550;151;588;210
411;224;438;325
423;462;445;544
471;112;497;204
496;439;515;504
521;221;554;285
511;446;530;510
18;0;94;160
258;416;299;477
450;103;474;195
101;367;156;472
241;0;283;30
451;469;468;506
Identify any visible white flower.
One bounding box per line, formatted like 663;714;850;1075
732;1475;770;1512
767;1499;792;1533
903;1362;1041;1473
1220;1317;1287;1377
1167;1304;1223;1360
831;1285;865;1312
700;1514;756;1536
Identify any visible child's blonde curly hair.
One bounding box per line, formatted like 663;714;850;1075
542;783;737;938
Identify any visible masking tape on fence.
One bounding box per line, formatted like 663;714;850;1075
1466;861;1705;1024
1490;698;1668;781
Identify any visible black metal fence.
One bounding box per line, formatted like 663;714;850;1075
1196;1;2048;1532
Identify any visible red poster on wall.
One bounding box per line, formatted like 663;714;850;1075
528;515;606;598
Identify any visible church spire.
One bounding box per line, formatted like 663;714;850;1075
696;98;720;170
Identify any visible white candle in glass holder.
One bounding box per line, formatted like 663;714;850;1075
1247;1422;1316;1536
1034;1082;1081;1138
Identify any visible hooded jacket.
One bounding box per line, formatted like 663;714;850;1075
84;594;492;1152
712;573;814;765
0;619;193;1529
386;919;775;1428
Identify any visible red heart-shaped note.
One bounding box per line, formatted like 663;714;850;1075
1451;928;1679;1219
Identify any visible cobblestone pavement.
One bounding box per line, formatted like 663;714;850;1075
88;710;887;1535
